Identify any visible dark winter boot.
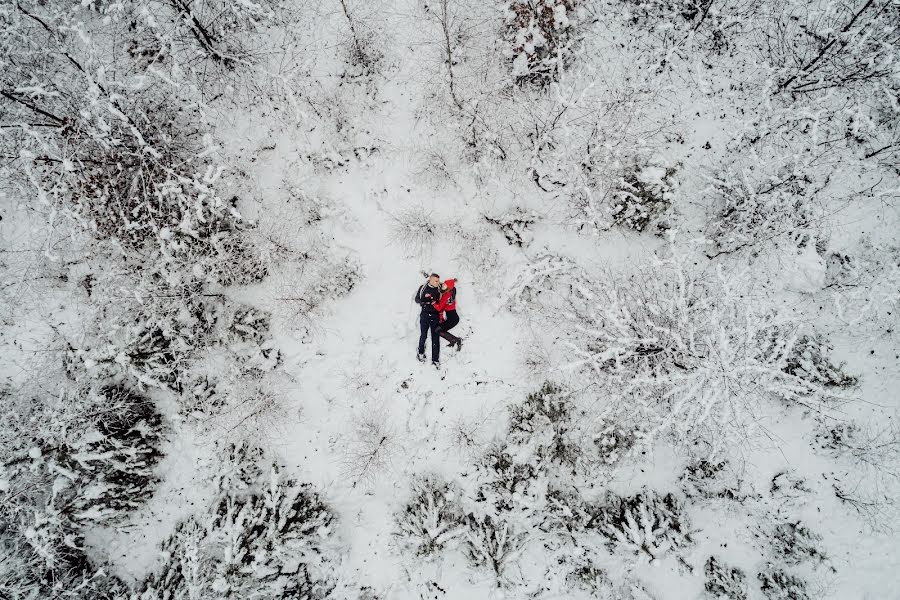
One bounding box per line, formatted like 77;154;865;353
439;330;459;347
417;352;426;362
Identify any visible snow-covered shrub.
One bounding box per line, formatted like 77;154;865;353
388;205;441;259
507;252;581;316
822;241;900;332
540;487;595;533
768;471;811;502
344;29;383;77
681;459;751;502
226;305;282;373
270;253;361;336
484;208;538;247
507;381;581;470
704;165;816;259
64;290;222;391
782;335;856;389
757;564;809;600
179;375;224;420
60;386;164;522
0;386;159;599
565;556;612;595
3;386;164;527
475;443;541;511
765;0;900;102
0;535;129;600
611;162;677;235
337;0;384;77
814;418;900;478
210;372;290;436
136;0;279;69
766;521;827;566
563;553;660;599
340;406;398;486
592;422;637;466
394;475;467;557
824;241;900;291
452;226;503;284
212;229;271;287
704;556;748;600
564;250;845;452
816;422;858;451
140;443;345;600
462;513;528;585
592;490;693;559
504;0;580;85
618;0;738;55
0;4;271;294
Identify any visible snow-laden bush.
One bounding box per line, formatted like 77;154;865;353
59;386;164;522
766;521;827;566
388;205;442;259
507;382;581;470
475;443;541;512
703;164;817;259
757;564;810;600
4;386;164;527
592;490;693;559
484;207;539;247
394;476;467;558
782;335;857;389
63;290;222;391
814;419;900;480
704;556;748;600
337;0;384;77
504;0;580;85
0;385;161;599
506;252;581;319
226;305;282;373
179;375;223;420
0;535;129;600
566;557;612;595
768;471;811;505
540;487;593;533
139;442;347;600
339;404;399;486
822;240;900;333
590;421;637;467
1;4;272;291
611;162;677;235
269;253;361;336
462;513;528;585
680;458;751;502
560;249;851;452
618;0;741;56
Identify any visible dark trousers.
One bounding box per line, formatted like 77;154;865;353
438;310;460;345
418;312;440;362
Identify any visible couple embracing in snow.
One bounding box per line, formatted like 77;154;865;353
414;273;463;368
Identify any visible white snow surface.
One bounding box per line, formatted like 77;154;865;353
3;1;900;599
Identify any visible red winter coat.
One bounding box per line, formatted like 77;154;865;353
433;279;457;321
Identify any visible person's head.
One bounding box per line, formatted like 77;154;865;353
428;273;440;287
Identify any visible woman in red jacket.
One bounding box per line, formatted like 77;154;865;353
433;278;462;350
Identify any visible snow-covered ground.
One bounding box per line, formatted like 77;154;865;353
2;1;899;599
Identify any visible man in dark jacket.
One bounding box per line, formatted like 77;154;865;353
415;273;442;366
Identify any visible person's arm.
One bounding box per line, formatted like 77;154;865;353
433;291;449;312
